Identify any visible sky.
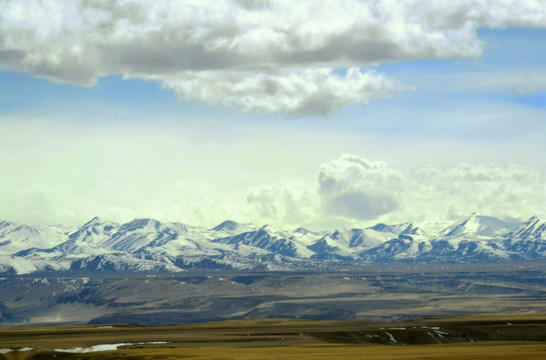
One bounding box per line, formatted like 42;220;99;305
0;0;545;230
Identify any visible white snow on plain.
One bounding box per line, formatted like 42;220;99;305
0;347;34;354
427;332;440;343
55;342;169;353
385;332;398;344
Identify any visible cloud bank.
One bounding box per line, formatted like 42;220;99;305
1;0;545;115
247;154;546;228
1;133;544;227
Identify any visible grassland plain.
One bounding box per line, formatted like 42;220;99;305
0;314;545;359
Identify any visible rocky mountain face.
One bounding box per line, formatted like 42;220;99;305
0;214;544;274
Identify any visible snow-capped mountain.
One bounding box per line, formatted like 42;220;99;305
441;213;520;238
212;224;318;258
363;223;433;261
424;213;521;262
52;217;120;255
212;220;255;234
503;216;546;259
0;214;544;274
0;220;72;255
505;216;546;242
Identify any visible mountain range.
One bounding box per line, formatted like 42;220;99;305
1;213;545;274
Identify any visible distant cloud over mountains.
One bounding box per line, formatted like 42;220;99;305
246;154;546;227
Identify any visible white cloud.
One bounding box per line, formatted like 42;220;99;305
248;154;546;227
321;155;546;224
245;183;319;226
1;124;544;227
317;154;405;220
161;68;406;116
407;162;546;222
1;0;545;115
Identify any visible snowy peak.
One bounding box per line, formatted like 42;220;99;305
212;220;253;234
320;227;395;251
1;214;545;274
369;223;397;233
399;223;422;236
115;218;190;234
213;227;297;257
294;227;321;235
442;213;520;238
51;218;122;255
0;220;16;229
167;222;189;234
71;217;119;235
0;222;39;237
81;216;109;227
259;224;280;233
505;216;546;242
119;218;163;232
0;221;69;254
101;218;187;252
212;220;239;231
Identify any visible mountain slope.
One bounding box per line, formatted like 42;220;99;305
0;221;72;255
503;216;546;259
0;214;542;274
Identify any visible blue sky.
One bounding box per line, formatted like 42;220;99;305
0;0;545;228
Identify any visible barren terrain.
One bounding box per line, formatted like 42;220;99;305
1;264;545;326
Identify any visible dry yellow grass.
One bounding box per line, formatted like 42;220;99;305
1;314;545;360
5;343;545;360
130;343;546;360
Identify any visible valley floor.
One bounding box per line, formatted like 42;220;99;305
2;264;546;326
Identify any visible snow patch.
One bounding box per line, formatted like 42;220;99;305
0;347;34;354
427;332;441;344
55;342;169;353
385;332;398;344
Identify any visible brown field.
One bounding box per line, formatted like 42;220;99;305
1;314;545;359
6;343;544;360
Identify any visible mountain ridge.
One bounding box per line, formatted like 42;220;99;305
1;214;545;274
